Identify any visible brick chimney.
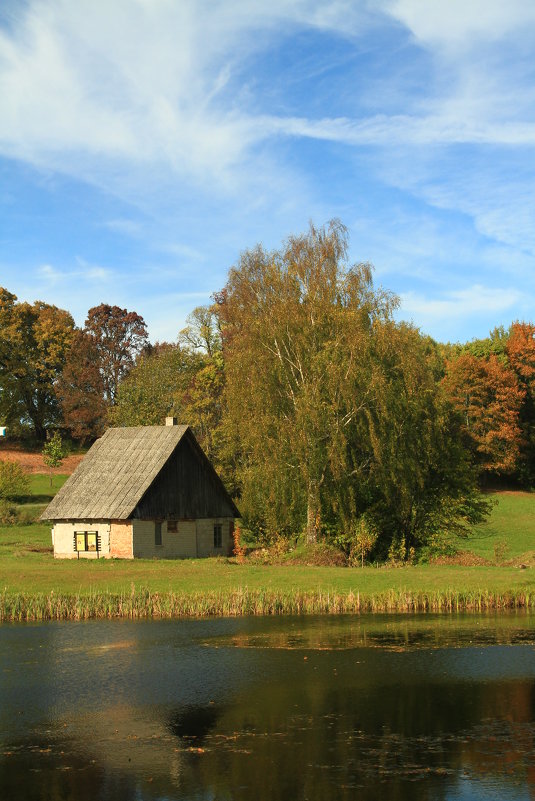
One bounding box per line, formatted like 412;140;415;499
165;417;178;426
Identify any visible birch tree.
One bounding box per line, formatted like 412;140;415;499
217;221;489;551
216;220;395;543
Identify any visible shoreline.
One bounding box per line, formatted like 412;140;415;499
2;586;534;622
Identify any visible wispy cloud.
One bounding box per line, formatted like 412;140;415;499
385;0;535;49
1;1;534;342
38;259;113;286
2;2;533;187
38;263;61;284
399;284;529;341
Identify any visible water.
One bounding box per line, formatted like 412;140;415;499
1;613;535;800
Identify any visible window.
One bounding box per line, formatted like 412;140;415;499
167;520;178;533
74;531;99;552
155;522;162;546
213;523;222;549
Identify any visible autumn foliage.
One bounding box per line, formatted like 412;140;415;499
2;222;535;558
442;353;525;474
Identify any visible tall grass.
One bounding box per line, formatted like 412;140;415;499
1;585;534;622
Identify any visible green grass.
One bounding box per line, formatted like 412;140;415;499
0;478;534;620
467;492;535;561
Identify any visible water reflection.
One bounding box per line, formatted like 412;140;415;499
1;614;535;800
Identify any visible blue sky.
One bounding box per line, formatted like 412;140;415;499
0;0;534;343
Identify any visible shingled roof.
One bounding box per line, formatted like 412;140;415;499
42;425;192;521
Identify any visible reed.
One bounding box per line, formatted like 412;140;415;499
2;585;535;622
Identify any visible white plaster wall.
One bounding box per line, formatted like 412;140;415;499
52;521;111;559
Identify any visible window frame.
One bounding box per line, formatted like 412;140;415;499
74;531;99;553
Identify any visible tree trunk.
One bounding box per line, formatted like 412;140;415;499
306;478;321;544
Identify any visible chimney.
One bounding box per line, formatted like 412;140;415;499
165;417;177;427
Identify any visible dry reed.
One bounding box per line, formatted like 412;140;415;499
1;586;533;622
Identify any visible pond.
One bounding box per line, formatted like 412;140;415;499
1;613;535;800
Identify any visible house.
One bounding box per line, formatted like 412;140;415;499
41;418;240;559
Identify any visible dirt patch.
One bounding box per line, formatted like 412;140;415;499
430;551;492;566
247;542;349;567
0;446;83;474
26;545;54;553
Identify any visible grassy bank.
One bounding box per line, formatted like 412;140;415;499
0;478;534;621
2;584;535;622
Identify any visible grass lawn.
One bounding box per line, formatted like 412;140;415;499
0;478;534;618
467;492;535;561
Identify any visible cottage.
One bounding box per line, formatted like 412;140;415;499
41;419;240;559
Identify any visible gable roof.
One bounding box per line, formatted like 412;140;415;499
42;424;236;521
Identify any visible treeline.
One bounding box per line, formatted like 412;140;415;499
1;221;534;557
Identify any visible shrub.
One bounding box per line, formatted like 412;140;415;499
0;460;30;500
232;525;246;564
349;518;379;568
493;539;510;564
0;500;18;525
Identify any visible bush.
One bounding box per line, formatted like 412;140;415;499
0;460;30;500
0;500;18;525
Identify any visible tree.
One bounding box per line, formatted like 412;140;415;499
442;352;525;475
84;303;149;403
42;431;64;487
350;323;490;551
178;305;221;357
0;460;29;500
461;326;509;360
216;220;396;543
110;341;231;480
180;351;226;466
506;322;535;482
0;288;75;438
216;220;485;551
506;322;535;383
216;222;490;542
56;330;107;442
110;343;202;427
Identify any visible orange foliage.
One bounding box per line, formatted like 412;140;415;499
442;353;525;473
232;525;246;564
507;322;535;384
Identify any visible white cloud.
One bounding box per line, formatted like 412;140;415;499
1;1;534;186
262;113;535;147
402;285;522;317
38;263;61;283
385;0;535;49
37;259;113;286
1;0;535;345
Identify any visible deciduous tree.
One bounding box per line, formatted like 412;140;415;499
85;303;149;403
56;330;107;442
217;221;487;550
178;305;221;357
42;431;65;487
442;353;525;475
506;322;535;482
217;220;396;543
0;288;75;438
110;343;201;427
